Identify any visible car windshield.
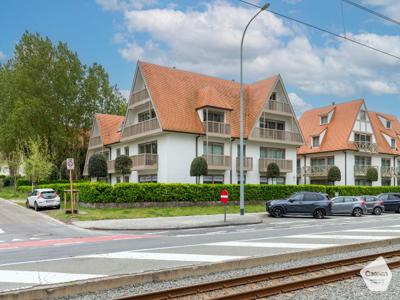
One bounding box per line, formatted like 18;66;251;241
41;191;57;199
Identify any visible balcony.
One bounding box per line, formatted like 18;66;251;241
251;128;303;145
381;166;394;178
202;121;230;137
397;166;400;176
128;88;150;107
354;141;377;153
131;154;158;171
107;160;115;174
259;158;293;173
265;100;292;115
88;136;102;149
203;155;231;170
235;157;253;171
304;165;333;177
354;165;378;177
121;118;161;140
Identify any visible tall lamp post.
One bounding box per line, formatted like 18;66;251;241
239;3;270;215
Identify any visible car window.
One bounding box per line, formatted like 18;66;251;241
304;194;318;201
315;194;325;200
41;191;57;199
389;194;400;200
332;197;343;203
379;194;389;201
291;193;304;201
343;197;354;203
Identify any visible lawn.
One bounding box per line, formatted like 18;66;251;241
45;204;266;222
0;186;27;201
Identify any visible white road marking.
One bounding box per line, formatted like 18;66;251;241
0;229;4;234
176;231;227;238
11;239;22;242
29;237;40;240
346;229;400;233
287;234;396;240
82;251;246;262
0;270;104;284
207;241;338;249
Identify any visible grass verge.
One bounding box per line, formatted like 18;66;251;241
0;186;27;201
44;204;266;222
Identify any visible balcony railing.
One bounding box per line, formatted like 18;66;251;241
235;157;253;171
131;154;158;171
251;128;303;144
121;118;160;139
354;141;377;153
265;100;292;114
202;121;231;136
397;166;400;176
129;88;150;106
259;158;293;173
203;155;231;170
381;166;394;178
88;136;102;149
354;165;378;177
304;165;334;177
107;160;115;174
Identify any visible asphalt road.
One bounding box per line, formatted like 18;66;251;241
1;198;400;293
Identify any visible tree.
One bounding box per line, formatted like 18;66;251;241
266;163;280;184
367;167;378;182
115;155;132;177
24;139;53;186
48;164;59;180
88;154;108;178
60;161;68;179
190;157;208;184
2;149;23;191
328;166;341;184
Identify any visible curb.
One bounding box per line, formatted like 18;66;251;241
2;238;400;300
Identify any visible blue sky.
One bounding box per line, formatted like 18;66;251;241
1;0;399;116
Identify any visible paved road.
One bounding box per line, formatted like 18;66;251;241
1;198;400;293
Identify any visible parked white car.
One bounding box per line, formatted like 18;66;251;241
26;188;61;211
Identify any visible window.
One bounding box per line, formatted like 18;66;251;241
203;110;224;123
138;109;156;122
312;136;319;147
237;175;246;184
116;148;121;157
359;110;367;121
259;117;285;130
204;142;224;155
139;175;157;183
320;115;328;125
270;92;277;100
382;179;391;186
288;193;304;201
124;146;130;156
391;139;396;149
116;176;121;183
260;147;285;159
203;175;224;184
386;120;391;128
139;141;157;154
237;144;246;157
123;175;130;183
355;156;371;166
354;133;371;143
355;179;372;186
382;158;390;167
260;176;286;184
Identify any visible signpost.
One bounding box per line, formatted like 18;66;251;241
220;189;229;222
66;158;75;215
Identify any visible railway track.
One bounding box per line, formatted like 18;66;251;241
117;249;400;300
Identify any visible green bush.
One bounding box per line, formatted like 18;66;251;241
88;154;108;178
266;163;280;179
115;155;132;175
60;161;68;180
367;167;378;182
16;178;86;187
328;166;341;183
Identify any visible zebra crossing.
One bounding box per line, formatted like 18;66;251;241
1;224;400;293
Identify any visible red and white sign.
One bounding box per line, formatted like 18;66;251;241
220;189;229;204
66;158;75;170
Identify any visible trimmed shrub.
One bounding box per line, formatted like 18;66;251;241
266;163;280;179
190;157;208;183
328;166;341;183
60;161;68;180
88;154;108;178
367;167;378;182
115;155;132;175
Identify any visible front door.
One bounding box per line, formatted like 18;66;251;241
332;197;345;214
286;193;304;213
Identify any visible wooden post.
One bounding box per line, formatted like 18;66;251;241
69;169;74;215
64;191;67;214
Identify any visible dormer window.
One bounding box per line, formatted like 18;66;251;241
138;109;156;122
320;115;328;125
312;136;320;147
270;92;277;101
391;138;396;149
359;110;367;121
386;120;391;129
203;110;224;123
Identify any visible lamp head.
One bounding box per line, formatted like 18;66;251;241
261;3;270;11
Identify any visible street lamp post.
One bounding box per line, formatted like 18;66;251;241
239;3;270;215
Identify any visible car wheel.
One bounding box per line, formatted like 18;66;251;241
373;207;382;215
352;207;363;217
313;209;325;219
397;207;400;213
55;205;60;210
34;202;40;212
26;200;30;208
272;207;284;218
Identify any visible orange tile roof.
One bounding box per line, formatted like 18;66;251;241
297;99;364;154
368;111;400;155
95;113;125;145
139;61;278;138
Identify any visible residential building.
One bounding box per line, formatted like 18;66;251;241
84;61;304;184
297;99;400;186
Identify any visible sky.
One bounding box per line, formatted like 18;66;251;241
1;0;400;116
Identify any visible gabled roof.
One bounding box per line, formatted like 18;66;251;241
95;113;125;146
297;99;364;154
139;61;279;138
368;111;400;155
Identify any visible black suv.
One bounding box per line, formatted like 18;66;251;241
266;192;332;219
377;193;400;213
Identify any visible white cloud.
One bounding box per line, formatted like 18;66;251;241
96;0;158;11
288;92;312;115
120;89;130;100
361;0;400;20
100;0;400;98
0;51;5;61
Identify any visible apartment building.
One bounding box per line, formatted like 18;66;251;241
297;99;400;186
84;61;304;184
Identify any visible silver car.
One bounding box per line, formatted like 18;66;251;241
331;196;367;217
26;188;61;211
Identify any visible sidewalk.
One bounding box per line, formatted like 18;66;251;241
72;213;265;230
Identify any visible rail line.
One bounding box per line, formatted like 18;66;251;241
117;249;400;300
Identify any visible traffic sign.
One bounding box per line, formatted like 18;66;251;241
220;189;229;203
66;158;75;170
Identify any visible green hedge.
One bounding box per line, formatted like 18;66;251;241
17;182;400;203
16;178;89;187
